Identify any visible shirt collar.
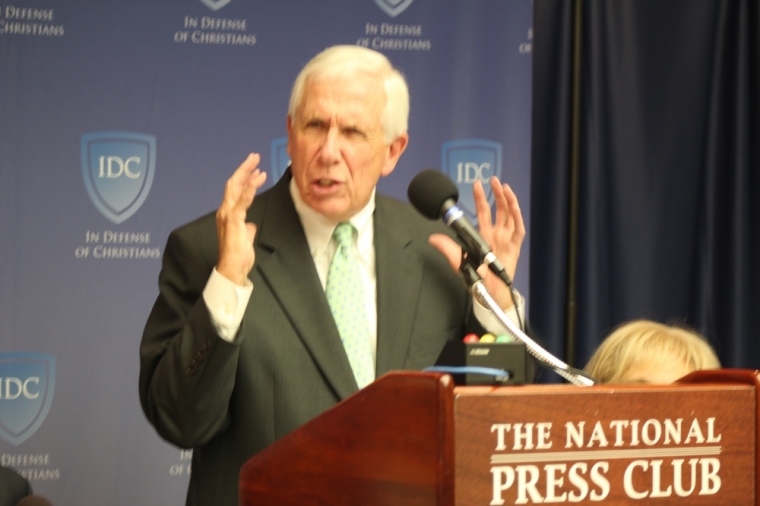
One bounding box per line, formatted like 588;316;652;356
289;178;375;259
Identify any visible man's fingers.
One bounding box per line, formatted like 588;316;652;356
501;182;526;241
236;169;267;211
492;178;510;226
473;179;493;237
227;152;259;189
488;179;526;245
235;153;260;180
222;154;267;215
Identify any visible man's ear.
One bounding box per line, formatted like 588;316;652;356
381;132;409;177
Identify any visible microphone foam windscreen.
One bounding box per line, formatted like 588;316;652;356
407;169;459;219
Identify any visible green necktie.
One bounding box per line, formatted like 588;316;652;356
325;222;375;389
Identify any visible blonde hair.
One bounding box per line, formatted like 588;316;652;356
584;320;721;384
288;45;409;144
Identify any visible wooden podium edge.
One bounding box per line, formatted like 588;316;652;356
679;369;760;505
238;371;457;506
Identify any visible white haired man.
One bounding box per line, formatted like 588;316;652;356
139;45;525;505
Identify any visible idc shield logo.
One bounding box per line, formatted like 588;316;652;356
199;0;233;11
270;136;290;184
81;132;156;224
441;139;503;221
0;353;56;446
374;0;415;18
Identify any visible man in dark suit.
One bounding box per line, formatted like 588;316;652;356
139;45;525;506
0;466;31;506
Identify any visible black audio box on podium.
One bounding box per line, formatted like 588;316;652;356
434;340;529;385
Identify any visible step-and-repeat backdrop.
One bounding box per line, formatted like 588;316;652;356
0;0;532;503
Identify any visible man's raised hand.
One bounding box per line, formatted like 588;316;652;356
216;153;268;286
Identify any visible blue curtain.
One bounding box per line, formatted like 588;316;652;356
530;0;760;372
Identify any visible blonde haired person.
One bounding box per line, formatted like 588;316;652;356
584;320;721;384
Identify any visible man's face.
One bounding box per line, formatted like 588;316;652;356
287;74;408;221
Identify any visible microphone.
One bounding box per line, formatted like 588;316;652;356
408;169;512;286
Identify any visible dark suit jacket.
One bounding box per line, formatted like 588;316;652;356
0;466;31;506
139;170;483;506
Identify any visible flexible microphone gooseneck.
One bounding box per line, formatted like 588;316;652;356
407;168;513;287
407;169;595;385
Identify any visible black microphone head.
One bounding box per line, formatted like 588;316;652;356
407;169;459;219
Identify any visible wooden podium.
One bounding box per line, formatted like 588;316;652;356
239;369;760;505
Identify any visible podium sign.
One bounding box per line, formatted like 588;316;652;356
454;384;754;505
240;370;760;505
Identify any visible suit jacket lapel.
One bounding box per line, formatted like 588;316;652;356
374;197;424;376
251;173;359;400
